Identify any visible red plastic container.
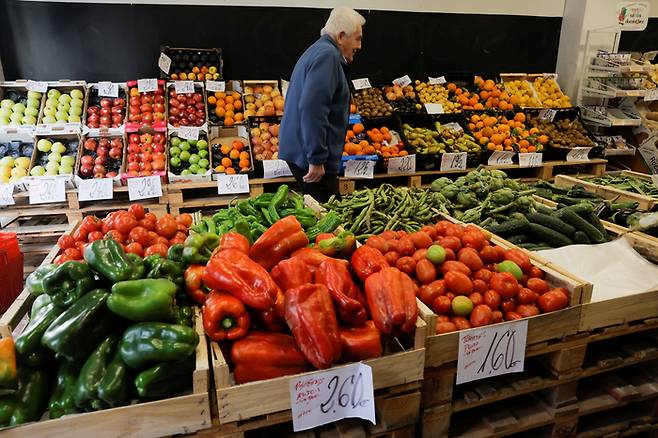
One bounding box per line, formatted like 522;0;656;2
0;233;23;313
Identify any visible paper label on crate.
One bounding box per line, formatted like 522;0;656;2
644;88;658;102
642;50;658;61
97;82;119;98
177;126;199;141
443;122;463;132
428;76;447;85
566;147;592;162
78;178;114;202
237;125;248;138
0;184;15;206
387;154;416;174
352;78;371;90
25;80;48;93
518;152;543;168
137;79;158;93
344;159;375;179
424;103;444;114
393;75;412;88
174;81;195;94
456;319;528;385
538;108;557;122
206;80;225;92
290;363;375;432
231;81;242;93
440;152;467;171
488;150;515;165
543;73;558;80
262;160;293;179
281;79;289;99
28;178;66;204
217;174;250;195
128;175;162;201
158;52;172;74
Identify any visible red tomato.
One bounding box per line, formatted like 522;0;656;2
63;247;82;260
484;290;501;310
439;236;462;252
147;231;159;246
176;223;188;233
526;278;550;295
144;212;157;223
156;217;178;239
501;299;517;313
57;235;75;250
472;279;488;294
520;274;529;287
492;310;503;323
396;230;407;239
384;251;400;266
435;220;452;236
125;242;144;257
516;304;540;318
419;280;446;306
420;225;437;240
468;292;484;306
490;272;519;300
440;261;471;276
175;213;193;227
517;288;539;305
379;230;397;240
479;246;499;264
537;289;569;313
156;236;169;246
397;237;415;256
458;248;484;272
74;241;87;253
386;239;399;254
144;243;169;257
172;231;187;242
416;259;437;285
114;213;138;235
470;304;493;327
504;311;522;321
53;254;74;265
128;226;150;246
451;316;471;330
492;246;506;263
87;231;104;243
504;248;532;273
366;235;389;254
529;266;545;279
445;291;456;301
444;271;473;295
432;295;452;314
169;237;185;246
139;218;156;231
395;256;416;275
73;226;90;243
128;203;146;220
315;233;334;244
409;231;433;249
445;248;456;261
444;224;465;239
473;269;493;283
412;249;428;262
105;230;125;243
82;215;102;231
436;322;458;334
436;315;451;323
461;230;486;251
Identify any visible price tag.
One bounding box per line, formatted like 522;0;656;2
538;109;557;122
456;319;528;385
352;78;371;90
177;126;199;141
97;82;119;98
28;178;66;204
566;147;592;162
263;160;293;179
543;73;558;80
393;75;412;87
518;153;543;168
217;174;250;195
174;81;195;94
127;175;163;201
78;178;114;202
424;103;444;114
344;160;375;178
158;52;172;74
642;50;658;62
290;363;375;432
387;154;416;174
0;183;15;206
206;80;225;92
281;79;289;99
348;114;362;125
440;152;467;171
26;80;48;93
428;76;447;85
443;122;463;132
137;79;158;93
231;80;243;93
488;151;515;165
644;88;658;102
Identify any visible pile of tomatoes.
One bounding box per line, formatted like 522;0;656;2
55;204;192;264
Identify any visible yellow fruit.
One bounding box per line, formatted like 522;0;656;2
0;165;11;178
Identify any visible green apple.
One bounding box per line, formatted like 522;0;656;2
198;150;208;159
61;155;76;167
169;146;181;156
179;141;190;151
22;115;37;125
26;97;40;108
37;139;52;152
30;165;46;176
11;167;27;177
0;108;11;118
170;136;182;147
45;169;59;176
0;157;15;167
197;139;208;150
46;161;60;171
43;115;56;124
46;98;58;108
170;157;181;168
43;106;56;117
188;139;197;147
12;103;25;114
27;91;42;100
48;151;62;163
70;89;83;100
59;165;73;174
196;167;207;175
181;169;191;175
0;117;9;126
9;113;22;123
67;115;81;123
51;142;66;154
25;107;39;117
48;89;62;100
188;154;199;165
69;106;82;116
180;150;191;162
0;99;14;109
189;163;200;173
58;93;71;104
15;157;30;169
55;111;68;122
57;102;70;114
198;158;209;169
70;98;83;108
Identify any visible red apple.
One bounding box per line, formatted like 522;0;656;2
140;133;153;144
100;98;112;108
154;95;164;104
153;112;164;121
127;161;139;172
153;133;165;144
154;103;165;113
97;146;109;157
193;93;203;102
112;114;123;125
140;104;152;113
94;155;107;166
83;139;97;151
81;155;93;166
80;163;93;177
129;134;140;144
109;147;122;160
153;143;165;153
113;98;125;107
129;96;140;107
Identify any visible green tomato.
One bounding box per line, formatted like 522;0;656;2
426;245;446;264
451;296;473;317
496;260;523;280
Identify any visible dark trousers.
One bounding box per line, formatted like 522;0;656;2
286;162;340;203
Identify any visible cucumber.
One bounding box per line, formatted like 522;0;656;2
585;211;607;237
528;223;574;247
507;234;530;244
526;212;576;236
486;217;529;237
573;231;591;244
517;242;554;251
535;204;555;216
556;207;606;243
568;203;594;216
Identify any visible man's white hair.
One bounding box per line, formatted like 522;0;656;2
320;7;365;38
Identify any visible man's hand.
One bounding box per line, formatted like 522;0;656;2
303;163;325;183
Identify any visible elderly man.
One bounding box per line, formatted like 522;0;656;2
279;7;365;202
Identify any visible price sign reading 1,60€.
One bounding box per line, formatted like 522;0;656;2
440;152;467;171
387;154;416;174
78;178;114;202
290;363;375;432
28;178;66;205
127;175;163;201
344;160;375;179
518;153;543;168
217;174;250;195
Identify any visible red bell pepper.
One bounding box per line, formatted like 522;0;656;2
284;284;342;369
315;233;336;244
249;216;309;270
339;320;383;362
270;257;314;292
203;248;280;310
351;245;389;282
315;259;367;326
252;289;286;331
202;291;251;341
316;232;356;258
290;247;333;272
231;331;310;384
219;231;250;255
184;265;210;305
364;267;419;335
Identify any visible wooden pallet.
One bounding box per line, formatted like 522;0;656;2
2;190;80;223
66;185;169;221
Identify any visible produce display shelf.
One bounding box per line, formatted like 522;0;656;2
581;106;642;127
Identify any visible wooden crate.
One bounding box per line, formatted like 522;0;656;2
4;189;79;223
66;185;169;222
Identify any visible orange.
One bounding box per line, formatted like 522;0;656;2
216;99;226;108
447;83;457;92
224;117;235;127
483;80;495;91
225;103;235;113
220;144;231;155
214;92;226;99
233;100;242;110
479;91;489;100
233;140;245;151
216;165;226;173
529;127;539;135
528;145;537;152
234;113;244;122
474;77;485;87
208;96;217;105
479;137;489;146
474;103;484;110
358;140;369;149
538;135;549;145
399;150;409;156
215;107;226;118
239;151;250;160
226;167;237;175
353;123;365;134
514;112;526;123
499;101;509;111
519;139;530;149
239;158;250;168
487;142;496;151
484;116;497;127
231;92;241;100
221;157;233;168
225;95;235;104
482;127;494;138
229;149;240;159
470;114;480;124
490;133;504;145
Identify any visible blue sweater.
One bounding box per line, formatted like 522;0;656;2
279;35;350;174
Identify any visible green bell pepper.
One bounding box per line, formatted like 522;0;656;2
49;360;81;419
182;233;219;265
107;279;177;322
41;261;97;308
146;258;184;288
134;356;195;399
174;305;194;327
15;301;63;367
119;322;198;369
25;264;57;296
41;289;115;361
29;294;52;319
0;367;51;427
84;238;145;283
96;349;130;408
167;244;185;263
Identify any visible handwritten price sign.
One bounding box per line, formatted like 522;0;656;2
566;147;592;162
393;75;412;87
137;79;158;93
28;178;66;205
97;82;119;98
127;175;163;201
387;154;416;174
158;53;172;74
174;81;195;94
424;103;444;114
0;183;15;206
428;76;447;85
344;160;375;178
78;178;114;202
352;78;372;90
262;160;293;179
217;174;250;195
206;80;225;92
440;152;467;171
488;151;515;165
26;80;48;93
518;153;543;168
177;126;200;141
456;319;528;385
538;109;557;122
290;363;375;432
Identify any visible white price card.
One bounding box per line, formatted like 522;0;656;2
137;78;158;93
158;52;172;74
217;174;250;195
174;81;195;94
28;178;66;205
566;147;592;162
290;363;375;432
0;183;15;206
644;88;658;102
263;160;293;179
518;152;543;168
352;78;372;90
488;150;515;166
78;178;114;202
206;80;225;92
456;319;528;385
177;126;200;141
428;76;447;85
387;154;416;174
281;79;290;99
97;82;119;98
231;80;243;93
26;80;48;93
443;122;463;132
127;175;163;201
393;75;412;87
424;103;444;114
344;160;375;179
440;152;467;171
538;108;557;122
